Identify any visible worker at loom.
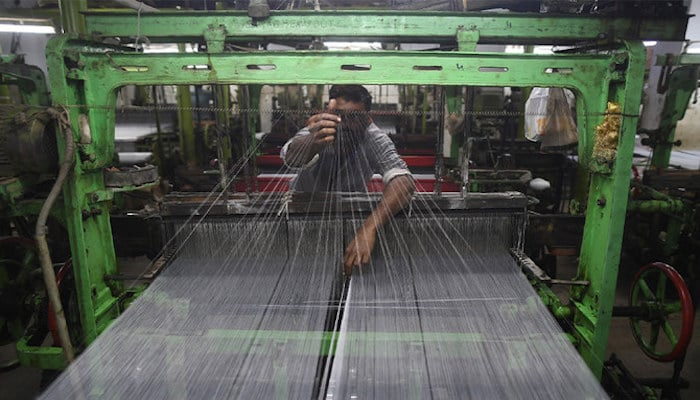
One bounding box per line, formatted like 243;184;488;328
281;85;415;271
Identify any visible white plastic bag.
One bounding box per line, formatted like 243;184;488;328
525;87;578;147
524;87;550;142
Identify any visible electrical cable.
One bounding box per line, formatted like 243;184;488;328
35;107;76;364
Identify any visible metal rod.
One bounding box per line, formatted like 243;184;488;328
550;279;590;287
110;0;159;12
434;88;445;197
152;86;164;173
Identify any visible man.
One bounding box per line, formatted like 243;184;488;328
281;85;415;272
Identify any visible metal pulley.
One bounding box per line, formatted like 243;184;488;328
0;105;58;176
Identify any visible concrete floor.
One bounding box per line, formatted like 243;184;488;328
1;255;698;399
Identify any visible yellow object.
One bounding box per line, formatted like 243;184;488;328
593;102;622;161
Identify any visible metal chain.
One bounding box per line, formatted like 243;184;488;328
0;103;634;118
46;103;632;118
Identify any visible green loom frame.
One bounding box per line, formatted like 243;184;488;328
14;9;688;379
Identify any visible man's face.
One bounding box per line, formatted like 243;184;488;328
333;98;371;151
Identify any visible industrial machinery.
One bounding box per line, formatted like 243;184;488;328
0;1;697;398
0;53;65;359
598;52;700;398
630;53;700;301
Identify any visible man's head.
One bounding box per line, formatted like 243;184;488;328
329;85;372;111
328;85;372;144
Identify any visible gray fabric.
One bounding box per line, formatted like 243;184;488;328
282;123;411;192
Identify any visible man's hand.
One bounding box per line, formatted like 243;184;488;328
285;99;341;167
342;176;414;275
343;225;377;275
307;98;341;148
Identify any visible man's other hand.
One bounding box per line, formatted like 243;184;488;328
343;225;377;275
307;99;341;148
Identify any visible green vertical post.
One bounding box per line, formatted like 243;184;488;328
649;65;698;169
410;86;418;134
314;84;324;110
176;45;196;166
249;85;261;144
573;41;647;378
152;86;165;174
176;85;196;165
520;46;535;141
59;0;87;34
421;90;429;135
0;50;9;104
214;84;232;188
572;83;593;212
0;84;10;104
453;27;477;161
45;36;121;347
446;86;462;159
248;85;261;191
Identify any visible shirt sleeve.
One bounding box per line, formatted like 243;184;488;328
367;126;412;185
280;128;319;170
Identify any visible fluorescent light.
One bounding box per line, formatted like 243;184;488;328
643;41;657;47
505;45;524;54
0;23;55;34
142;43;197;53
324;41;382;50
533;46;554;54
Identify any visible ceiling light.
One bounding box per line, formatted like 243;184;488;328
0;19;55;34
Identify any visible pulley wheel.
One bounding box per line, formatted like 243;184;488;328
629;262;694;362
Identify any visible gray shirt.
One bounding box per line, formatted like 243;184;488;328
281;123;411;192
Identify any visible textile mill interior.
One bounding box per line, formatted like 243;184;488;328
1;0;700;399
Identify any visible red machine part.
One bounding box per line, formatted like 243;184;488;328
48;259;72;346
629;262;695;362
0;236;35;248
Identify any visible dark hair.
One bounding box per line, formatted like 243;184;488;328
329;85;372;111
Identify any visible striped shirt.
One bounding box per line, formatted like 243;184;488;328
281;123;411;192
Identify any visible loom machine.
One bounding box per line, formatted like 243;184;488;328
0;2;696;398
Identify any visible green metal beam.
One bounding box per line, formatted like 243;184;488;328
656;53;700;66
82;10;688;44
59;48;615;170
79;51;613;87
627;199;685;214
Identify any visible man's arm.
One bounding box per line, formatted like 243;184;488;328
343;174;415;271
284;133;319;168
